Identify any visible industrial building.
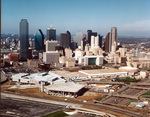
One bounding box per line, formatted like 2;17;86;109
44;82;84;98
11;72;85;98
11;72;66;85
79;69;130;78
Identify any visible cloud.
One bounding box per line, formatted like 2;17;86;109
119;20;150;32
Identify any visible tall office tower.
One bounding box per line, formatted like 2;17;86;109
99;35;102;48
91;36;95;49
87;30;97;44
19;19;29;61
60;31;71;49
91;35;100;49
70;41;78;51
95;36;99;48
87;30;92;44
111;27;118;52
35;29;44;51
66;31;71;44
81;40;84;50
105;32;111;52
46;25;56;40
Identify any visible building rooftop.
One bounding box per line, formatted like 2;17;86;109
44;82;84;93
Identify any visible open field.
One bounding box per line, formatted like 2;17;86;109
1;96;64;117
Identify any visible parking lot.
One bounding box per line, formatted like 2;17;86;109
120;87;147;97
1;96;64;117
102;96;132;105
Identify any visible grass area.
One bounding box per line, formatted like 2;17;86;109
96;95;108;101
42;110;68;117
125;99;138;106
114;77;140;83
142;90;150;95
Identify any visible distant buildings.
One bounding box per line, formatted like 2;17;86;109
35;29;44;51
19;19;29;61
46;25;56;40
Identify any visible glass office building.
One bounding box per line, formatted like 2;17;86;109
20;19;29;61
35;29;44;51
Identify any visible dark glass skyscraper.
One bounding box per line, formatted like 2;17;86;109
35;29;44;51
60;31;71;49
19;19;29;61
47;25;56;40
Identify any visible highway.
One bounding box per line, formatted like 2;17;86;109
1;92;142;117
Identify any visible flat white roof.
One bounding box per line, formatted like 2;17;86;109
119;66;138;70
45;82;84;93
79;71;127;76
11;72;66;83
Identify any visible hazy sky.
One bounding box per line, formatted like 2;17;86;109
1;0;150;37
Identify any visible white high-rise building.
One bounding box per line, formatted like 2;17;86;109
95;36;99;48
91;35;99;50
91;36;95;50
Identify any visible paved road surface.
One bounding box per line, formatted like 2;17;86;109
1;92;142;117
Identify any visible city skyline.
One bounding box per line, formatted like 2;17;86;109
1;0;150;37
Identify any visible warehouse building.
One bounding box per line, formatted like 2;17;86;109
44;82;84;98
11;72;66;86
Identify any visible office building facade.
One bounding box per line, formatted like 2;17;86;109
87;30;97;44
105;32;111;52
46;40;58;51
60;32;71;49
35;29;44;51
111;27;118;52
19;19;29;61
47;25;56;40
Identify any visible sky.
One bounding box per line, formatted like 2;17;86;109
1;0;150;37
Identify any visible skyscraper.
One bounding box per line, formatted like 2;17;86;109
105;32;111;52
35;29;44;51
87;30;97;44
111;27;118;52
46;25;56;40
60;31;71;49
19;19;29;61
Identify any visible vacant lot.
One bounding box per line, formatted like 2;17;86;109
1;96;64;117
